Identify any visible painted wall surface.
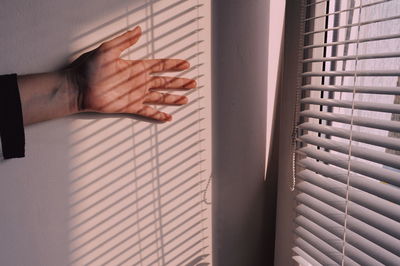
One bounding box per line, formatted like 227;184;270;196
266;0;286;169
0;0;211;265
212;0;269;265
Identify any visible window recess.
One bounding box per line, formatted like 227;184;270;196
292;0;400;265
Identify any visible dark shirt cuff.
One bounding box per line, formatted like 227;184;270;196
0;74;25;159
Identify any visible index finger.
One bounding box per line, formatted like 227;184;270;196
144;59;190;73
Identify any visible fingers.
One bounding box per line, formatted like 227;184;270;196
103;26;142;54
137;105;172;122
144;59;190;73
144;91;188;105
149;76;197;90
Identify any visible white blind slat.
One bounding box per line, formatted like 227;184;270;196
295;226;360;266
295;216;392;265
303;51;400;63
301;84;400;94
305;0;329;7
298;134;400;169
297;181;400;239
292;247;323;266
297;203;400;257
303;33;400;49
298;158;400;204
298;122;400;150
301;97;400;114
302;70;400;77
304;0;392;22
303;14;400;36
298;146;400;187
294;237;338;265
297;169;400;221
297;194;399;249
300;110;400;132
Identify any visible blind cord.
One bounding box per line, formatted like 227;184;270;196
291;0;307;192
342;0;363;265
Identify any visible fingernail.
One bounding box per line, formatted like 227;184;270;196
182;62;190;68
181;96;189;104
133;26;141;34
188;80;197;88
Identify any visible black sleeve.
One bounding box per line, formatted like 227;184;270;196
0;74;25;159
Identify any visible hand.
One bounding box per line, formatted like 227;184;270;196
67;26;196;122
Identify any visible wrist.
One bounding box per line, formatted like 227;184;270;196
63;69;82;114
17;71;80;125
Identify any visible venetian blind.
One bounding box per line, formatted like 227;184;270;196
292;0;400;265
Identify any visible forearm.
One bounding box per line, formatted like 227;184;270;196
13;26;192;126
17;71;79;125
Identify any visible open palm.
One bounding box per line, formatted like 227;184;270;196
69;26;196;122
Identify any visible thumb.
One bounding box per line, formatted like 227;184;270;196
104;26;142;54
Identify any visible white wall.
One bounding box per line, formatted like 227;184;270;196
0;0;211;265
266;0;286;171
212;0;269;265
